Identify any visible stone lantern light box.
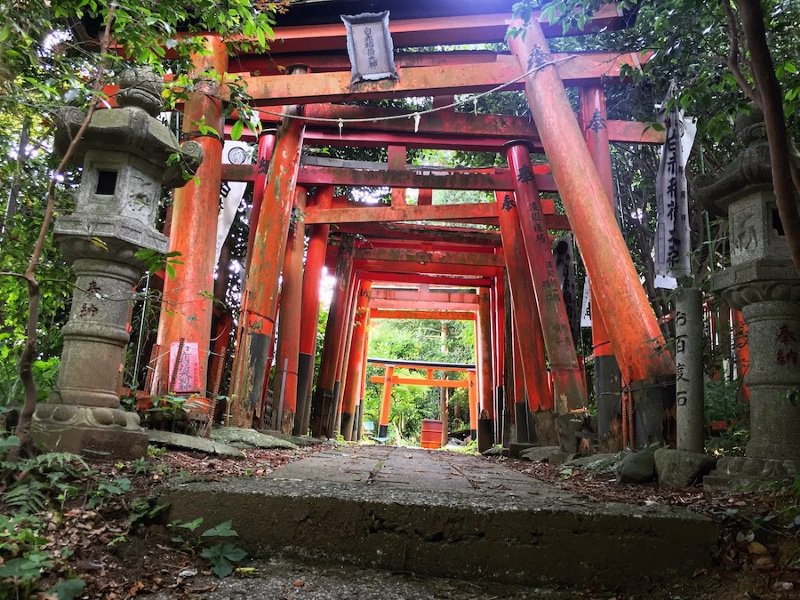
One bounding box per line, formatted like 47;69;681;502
341;11;398;85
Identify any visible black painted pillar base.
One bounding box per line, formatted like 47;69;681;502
631;378;674;448
515;402;530;443
595;354;621;438
477;418;494;453
340;411;354;441
377;424;389;439
294;352;314;436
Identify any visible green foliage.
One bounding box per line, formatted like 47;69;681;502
168;518;247;578
704;378;742;423
134;249;183;279
200;542;247;578
364;319;475;440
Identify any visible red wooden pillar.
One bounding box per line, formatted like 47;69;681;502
388;144;407;206
579;85;623;435
153;35;227;397
295;186;333;435
732;309;751;402
229;79;306;428
493;275;506;441
311;235;354;437
512;326;530;442
333;271;359;434
467;370;478;439
245;129;277;262
273;187;308;434
477;288;494;436
507;19;674;389
341;279;372;441
506;143;586;413
355;327;370;441
495;191;552;415
377;366;394;439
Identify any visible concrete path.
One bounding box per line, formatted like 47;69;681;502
164;445;718;587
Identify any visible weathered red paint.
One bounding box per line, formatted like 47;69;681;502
361;271;492;288
233;7;631;56
477;288;494;418
377;366;394;439
467;371;478;437
371;299;478;312
245;130;277;261
370;309;476;321
370;289;479;304
579;87;618;361
355;260;502;278
152;35;227;397
335;222;502;247
273;187;307;434
229;101;306;427
506;143;586;412
494;191;551;412
508;20;675;384
240;52;651;106
332;272;359;435
340;280;372;441
369;376;470;389
298;164;554;192
311;236;354;437
355;248;504;268
732;309;751;402
296;187;333;435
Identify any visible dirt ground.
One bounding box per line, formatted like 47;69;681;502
5;444;799;599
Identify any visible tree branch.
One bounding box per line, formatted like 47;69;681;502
736;0;800;272
14;3;117;458
720;0;761;107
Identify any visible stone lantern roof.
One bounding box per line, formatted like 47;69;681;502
54;67;202;188
691;108;773;217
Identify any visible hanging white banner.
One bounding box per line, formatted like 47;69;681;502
654;84;696;289
215;141;253;267
580;275;592;328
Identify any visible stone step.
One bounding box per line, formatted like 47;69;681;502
162;446;718;587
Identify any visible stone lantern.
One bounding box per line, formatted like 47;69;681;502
32;69;202;459
695;109;800;487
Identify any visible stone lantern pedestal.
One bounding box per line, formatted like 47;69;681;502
32;69;202;460
695;111;800;488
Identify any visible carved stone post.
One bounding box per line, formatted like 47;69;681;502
33;69;201;459
696;110;800;487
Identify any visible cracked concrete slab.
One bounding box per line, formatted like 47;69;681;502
162;445;718;587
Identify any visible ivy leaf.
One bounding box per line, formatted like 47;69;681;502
230;119;244;141
48;578;86;600
202;520;238;538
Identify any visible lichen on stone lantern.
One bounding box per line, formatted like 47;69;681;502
33;67;203;460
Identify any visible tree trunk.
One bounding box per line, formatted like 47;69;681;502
736;0;800;272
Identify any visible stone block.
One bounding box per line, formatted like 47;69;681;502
616;446;658;484
654;448;716;489
508;442;537;458
212;427;299;450
519;445;574;465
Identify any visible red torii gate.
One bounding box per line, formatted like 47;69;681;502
145;1;674;448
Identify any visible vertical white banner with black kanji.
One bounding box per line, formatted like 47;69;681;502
654;85;696;289
215;141;253;267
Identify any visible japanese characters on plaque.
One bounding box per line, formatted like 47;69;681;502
168;341;202;394
341;11;398;85
654;84;696;289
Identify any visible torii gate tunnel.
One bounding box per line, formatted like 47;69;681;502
131;0;675;449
